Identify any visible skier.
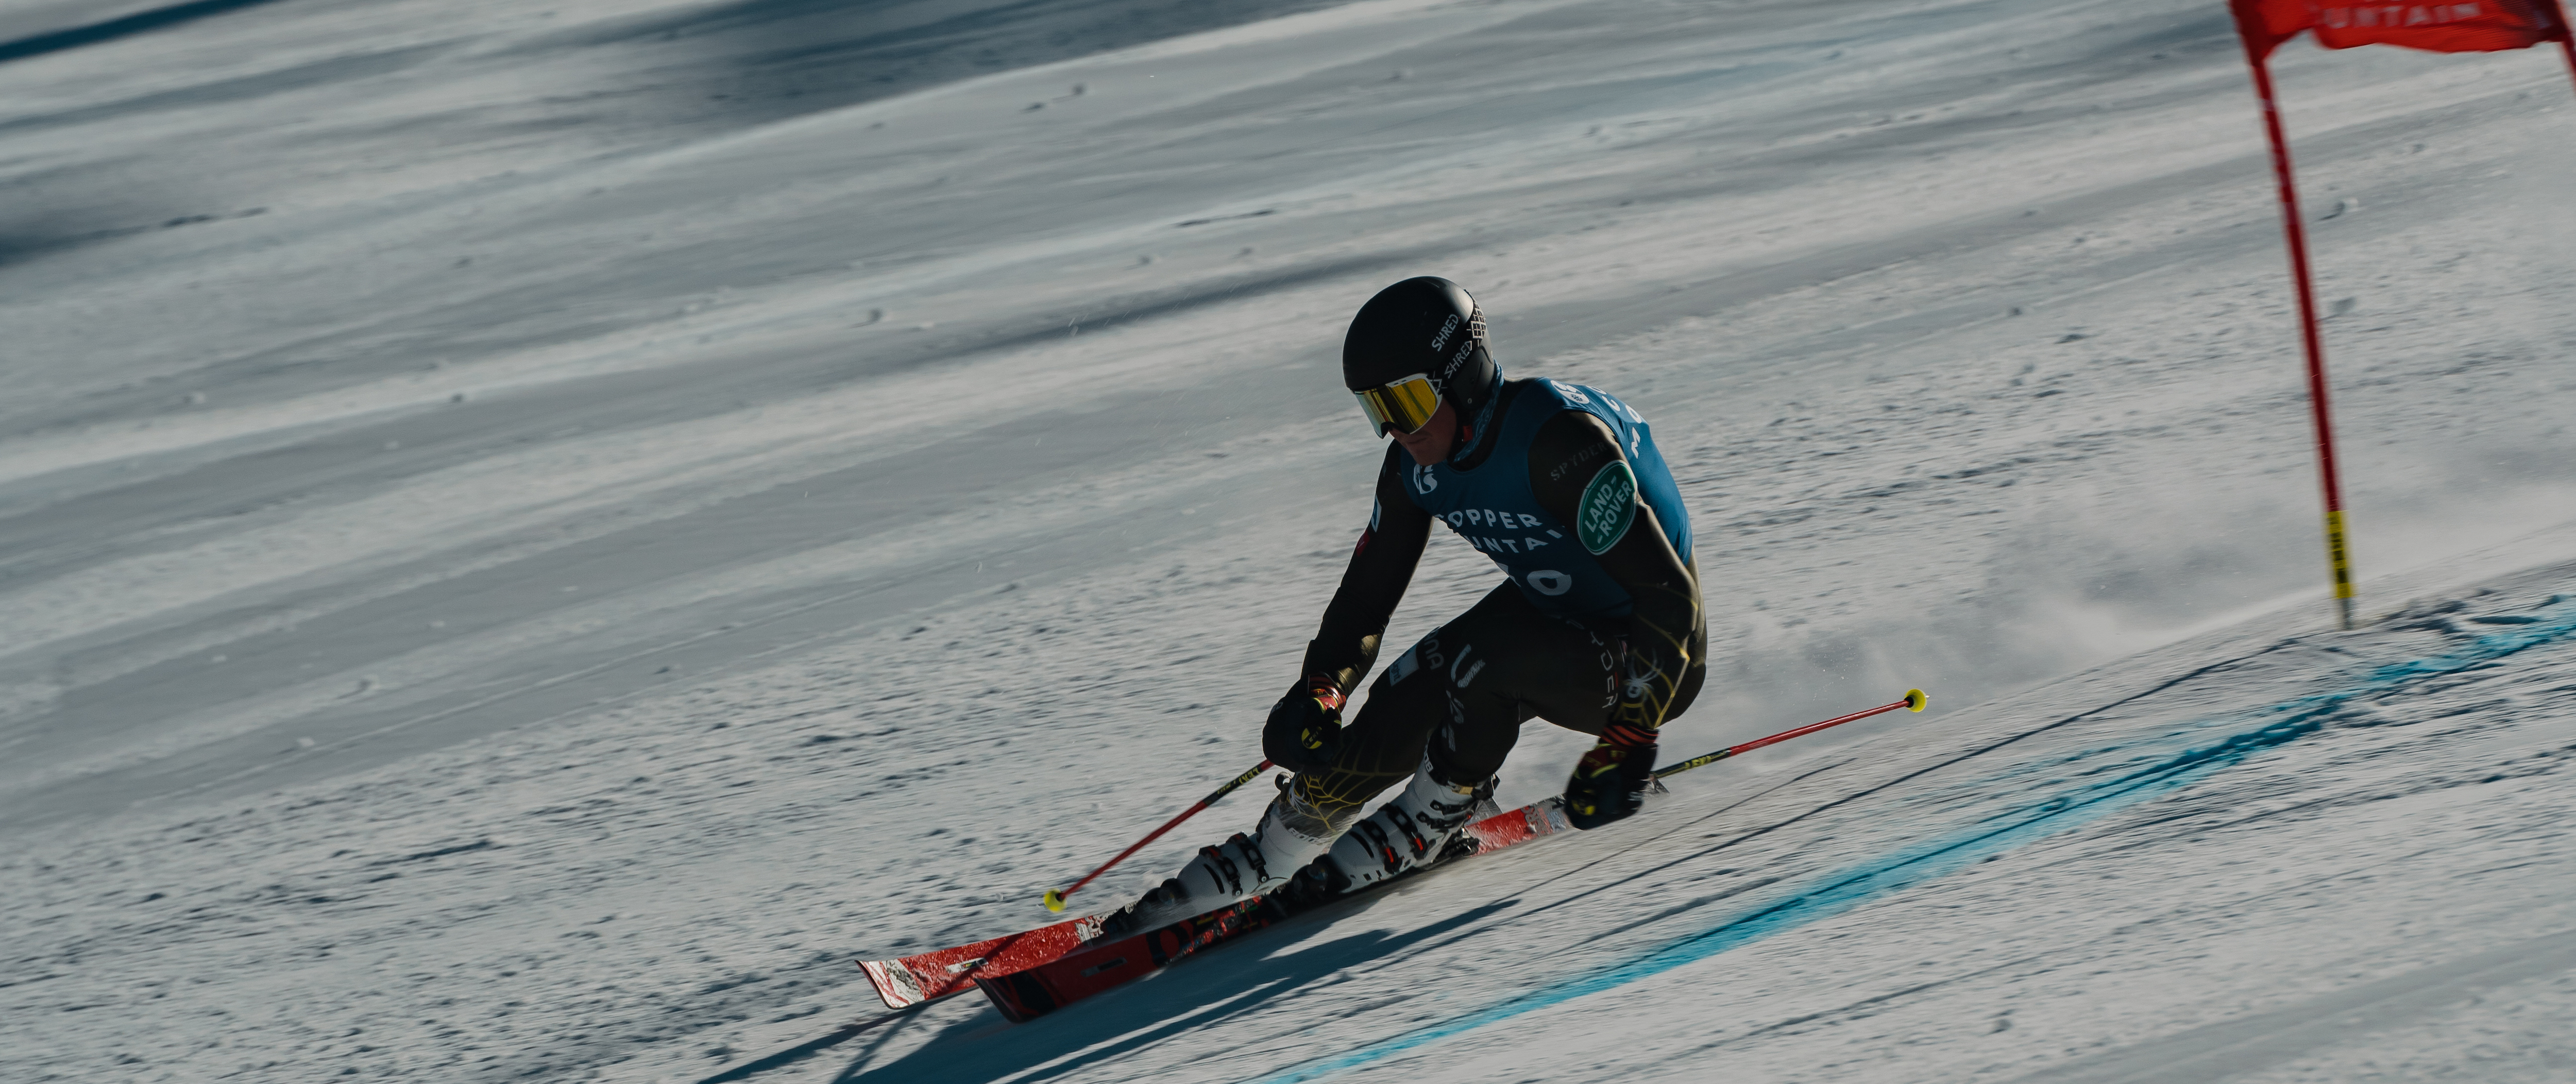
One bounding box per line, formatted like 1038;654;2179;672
1104;276;1705;933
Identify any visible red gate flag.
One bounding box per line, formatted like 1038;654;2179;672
2231;1;2571;59
2225;0;2573;629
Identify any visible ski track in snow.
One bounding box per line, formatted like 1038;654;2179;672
3;0;2574;1080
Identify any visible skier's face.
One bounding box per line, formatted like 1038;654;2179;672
1392;400;1458;466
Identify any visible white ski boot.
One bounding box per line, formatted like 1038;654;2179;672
1101;776;1354;934
1318;756;1493;892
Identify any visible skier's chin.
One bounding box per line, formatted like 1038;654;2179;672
1395;436;1445;466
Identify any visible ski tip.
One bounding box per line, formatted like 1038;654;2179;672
1905;688;1927;712
1042;888;1067;913
858;959;927;1009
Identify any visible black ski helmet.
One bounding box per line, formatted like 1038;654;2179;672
1342;276;1501;425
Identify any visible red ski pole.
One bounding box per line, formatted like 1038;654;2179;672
1043;758;1274;912
1653;689;1927;780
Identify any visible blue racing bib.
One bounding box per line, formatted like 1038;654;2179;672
1402;379;1692;619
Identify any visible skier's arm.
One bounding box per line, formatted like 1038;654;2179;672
1300;444;1433;695
1265;446;1431;771
1527;410;1699;733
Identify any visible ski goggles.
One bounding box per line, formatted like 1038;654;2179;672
1353;374;1441;437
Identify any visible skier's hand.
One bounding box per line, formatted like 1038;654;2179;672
1563;722;1657;829
1262;676;1347;773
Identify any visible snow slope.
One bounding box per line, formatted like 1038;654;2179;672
3;0;2572;1080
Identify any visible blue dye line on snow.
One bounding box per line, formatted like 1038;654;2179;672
1256;595;2576;1083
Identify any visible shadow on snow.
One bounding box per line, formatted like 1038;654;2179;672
842;902;1516;1082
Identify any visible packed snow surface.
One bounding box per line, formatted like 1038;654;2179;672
3;0;2573;1080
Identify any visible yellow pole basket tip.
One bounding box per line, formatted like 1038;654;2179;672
1904;689;1927;712
1042;888;1067;912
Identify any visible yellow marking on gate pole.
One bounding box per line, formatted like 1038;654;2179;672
2324;510;2355;630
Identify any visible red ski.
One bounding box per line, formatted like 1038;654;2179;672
977;798;1576;1022
863;691;1925;1017
855;800;1570;1012
857;913;1103;1008
853;759;1278;1009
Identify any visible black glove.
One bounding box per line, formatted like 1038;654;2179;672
1564;722;1657;829
1262;675;1347;774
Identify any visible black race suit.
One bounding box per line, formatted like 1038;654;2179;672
1291;378;1705;815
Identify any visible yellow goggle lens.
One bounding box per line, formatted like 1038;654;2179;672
1354;375;1440;436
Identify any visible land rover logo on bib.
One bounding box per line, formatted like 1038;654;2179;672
1577;462;1636;554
